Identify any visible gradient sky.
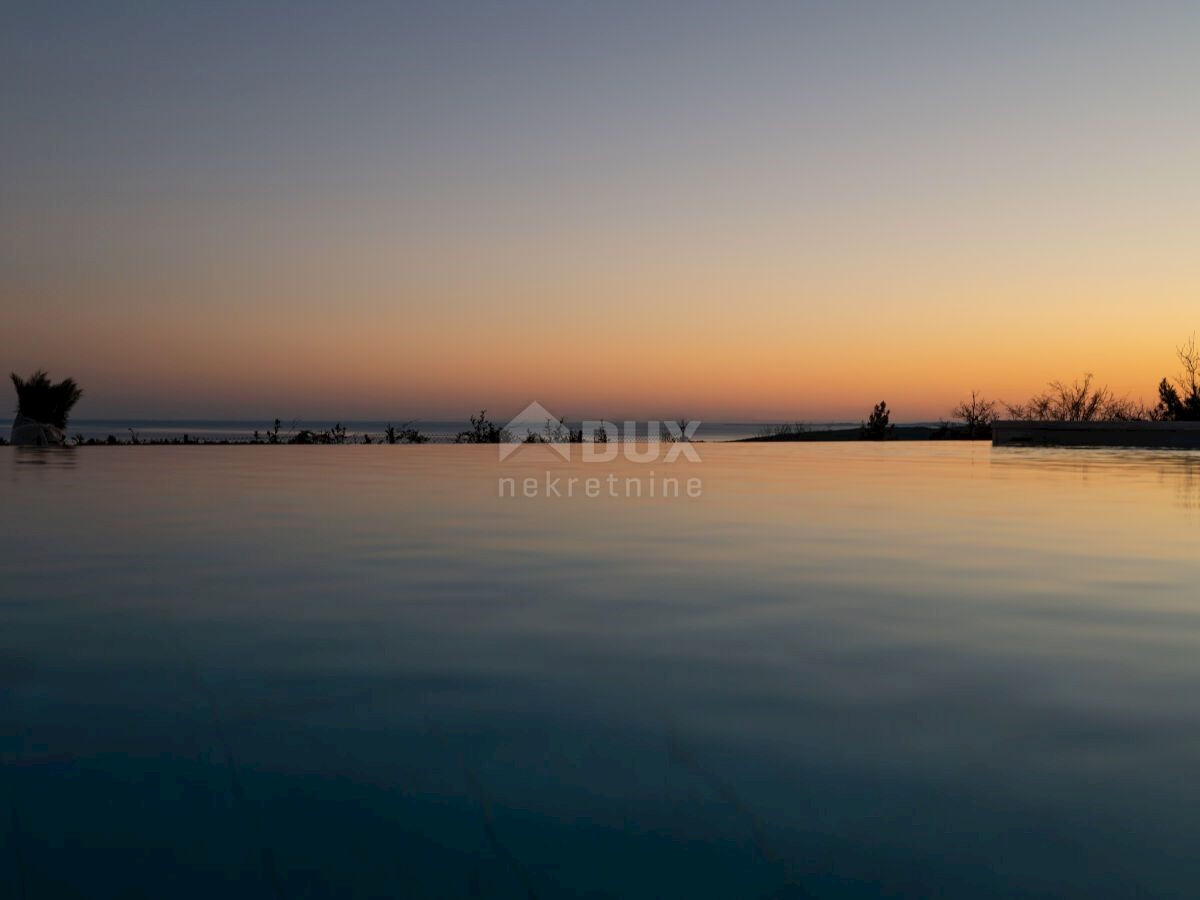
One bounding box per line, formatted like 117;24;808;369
3;1;1198;421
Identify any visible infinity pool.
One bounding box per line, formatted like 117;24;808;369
3;443;1199;897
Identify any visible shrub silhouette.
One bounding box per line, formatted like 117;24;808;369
756;422;807;438
384;423;429;444
860;401;893;439
656;418;693;443
287;423;348;444
1155;336;1200;421
952;391;997;438
10;370;83;429
1005;374;1144;421
454;410;510;444
522;417;565;443
253;419;284;444
399;426;428;444
516;416;586;443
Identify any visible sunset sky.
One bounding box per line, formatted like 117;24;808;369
3;1;1198;421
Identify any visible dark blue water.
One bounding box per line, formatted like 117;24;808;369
3;444;1200;898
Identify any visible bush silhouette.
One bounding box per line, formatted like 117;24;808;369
860;401;893;439
1005;374;1144;421
1155;336;1200;421
10;370;83;429
952;391;997;438
454;410;510;444
384;423;429;444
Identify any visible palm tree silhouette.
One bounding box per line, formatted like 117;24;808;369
10;370;83;445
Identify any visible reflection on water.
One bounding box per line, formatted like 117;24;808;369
3;444;1200;898
10;446;78;468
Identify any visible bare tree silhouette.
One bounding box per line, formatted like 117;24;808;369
952;391;997;437
1004;374;1144;422
1155;335;1200;421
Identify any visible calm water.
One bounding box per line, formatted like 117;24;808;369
3;444;1200;898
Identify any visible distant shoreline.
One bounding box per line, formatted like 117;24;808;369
736;425;987;442
18;419;882;446
5;427;990;447
8;416;993;447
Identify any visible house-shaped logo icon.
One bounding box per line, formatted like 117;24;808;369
499;401;572;461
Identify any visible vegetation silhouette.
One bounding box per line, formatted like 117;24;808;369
657;418;694;442
288;423;348;445
18;333;1200;448
1154;335;1200;421
860;401;894;440
519;417;567;443
1003;373;1145;422
745;334;1200;443
952;391;998;438
454;410;511;444
252;419;283;444
10;370;83;429
384;423;429;444
756;422;807;438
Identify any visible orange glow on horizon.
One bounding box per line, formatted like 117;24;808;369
5;4;1199;422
